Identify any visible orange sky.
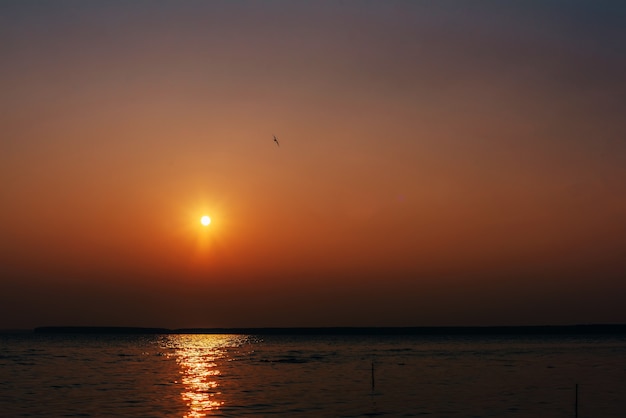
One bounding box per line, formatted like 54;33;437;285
1;1;625;328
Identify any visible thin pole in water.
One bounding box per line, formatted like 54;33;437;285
371;360;375;392
575;383;578;418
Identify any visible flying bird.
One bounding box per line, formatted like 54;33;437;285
273;135;280;147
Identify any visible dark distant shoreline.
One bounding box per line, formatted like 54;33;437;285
28;324;626;336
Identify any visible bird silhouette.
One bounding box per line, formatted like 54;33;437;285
273;135;280;147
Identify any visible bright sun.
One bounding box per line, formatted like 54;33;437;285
200;215;211;226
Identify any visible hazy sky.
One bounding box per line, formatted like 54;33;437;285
2;0;625;329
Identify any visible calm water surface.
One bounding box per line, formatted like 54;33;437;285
1;333;625;417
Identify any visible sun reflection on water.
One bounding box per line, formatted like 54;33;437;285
165;334;248;417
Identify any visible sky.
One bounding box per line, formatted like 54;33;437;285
1;0;625;329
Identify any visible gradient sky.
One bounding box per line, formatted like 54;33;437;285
2;0;625;329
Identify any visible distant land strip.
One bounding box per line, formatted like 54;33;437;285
29;324;626;335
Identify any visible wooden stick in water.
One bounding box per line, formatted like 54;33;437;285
371;360;375;392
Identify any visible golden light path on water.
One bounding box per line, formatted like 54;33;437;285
166;334;249;417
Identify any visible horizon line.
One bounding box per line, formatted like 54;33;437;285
13;323;626;336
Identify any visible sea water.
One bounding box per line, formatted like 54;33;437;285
1;332;625;417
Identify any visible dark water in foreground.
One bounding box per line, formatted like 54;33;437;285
1;333;625;417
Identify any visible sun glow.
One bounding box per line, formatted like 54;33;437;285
176;203;229;268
